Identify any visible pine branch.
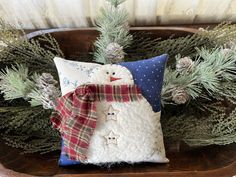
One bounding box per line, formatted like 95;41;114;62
198;22;236;45
152;34;212;64
0;19;63;74
94;0;132;64
0;64;60;107
127;22;236;65
162;99;236;147
127;32;213;65
106;0;126;7
0;64;35;100
162;46;236;106
0;106;61;154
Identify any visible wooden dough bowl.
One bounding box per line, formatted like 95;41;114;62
0;27;235;177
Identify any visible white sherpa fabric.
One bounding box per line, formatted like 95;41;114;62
86;101;168;163
85;65;168;163
54;57;101;95
89;64;134;85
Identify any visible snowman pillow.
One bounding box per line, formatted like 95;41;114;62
52;54;169;165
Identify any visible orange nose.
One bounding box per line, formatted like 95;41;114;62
110;76;121;82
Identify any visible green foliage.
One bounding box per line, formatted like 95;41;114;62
198;22;236;45
218;82;236;104
0;64;35;100
197;47;236;81
127;22;236;65
106;0;126;7
0;20;63;153
0;19;63;74
162;47;236;105
127;32;213;64
94;0;132;64
27;72;42;106
0;106;60;153
162;99;236;147
150;34;211;63
0;64;42;106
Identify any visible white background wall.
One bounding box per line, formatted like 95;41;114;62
0;0;235;29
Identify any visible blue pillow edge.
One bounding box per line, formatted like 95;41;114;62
118;54;168;112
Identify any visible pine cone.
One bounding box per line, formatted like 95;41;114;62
171;87;190;104
176;57;194;73
37;73;57;87
36;73;60;109
220;48;233;56
105;42;125;63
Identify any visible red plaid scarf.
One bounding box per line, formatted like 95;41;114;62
50;84;142;161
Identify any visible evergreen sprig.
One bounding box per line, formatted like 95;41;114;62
127;32;213;65
0;106;60;153
107;0;126;7
162;98;236;147
0;19;63;74
0;63;36;101
127;22;236;65
198;22;236;45
0;64;60;107
94;0;132;64
162;46;236;106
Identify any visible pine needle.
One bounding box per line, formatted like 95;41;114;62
94;0;132;63
0;106;61;154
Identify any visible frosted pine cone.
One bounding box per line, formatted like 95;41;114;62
171;87;190;104
36;73;60;109
176;57;194;73
220;48;233;56
37;73;57;88
105;42;125;63
41;91;59;109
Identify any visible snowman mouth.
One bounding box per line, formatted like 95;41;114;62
110;76;121;82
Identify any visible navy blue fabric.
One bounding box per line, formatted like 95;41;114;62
119;54;168;112
58;140;80;166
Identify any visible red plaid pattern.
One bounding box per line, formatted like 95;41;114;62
50;84;142;161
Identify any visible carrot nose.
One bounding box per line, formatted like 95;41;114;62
110;76;121;82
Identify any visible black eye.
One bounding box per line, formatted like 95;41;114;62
107;113;110;115
106;72;109;74
108;137;111;140
111;113;115;115
112;72;115;75
112;137;115;140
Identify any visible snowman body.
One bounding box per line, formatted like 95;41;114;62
84;65;168;163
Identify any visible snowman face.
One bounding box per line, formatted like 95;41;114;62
89;64;134;85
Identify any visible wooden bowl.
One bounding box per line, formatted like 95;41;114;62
0;27;235;177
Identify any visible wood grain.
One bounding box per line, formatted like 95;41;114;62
0;140;235;177
0;27;235;177
27;26;199;61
